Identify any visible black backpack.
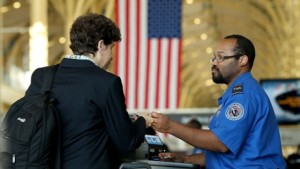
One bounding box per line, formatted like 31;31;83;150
0;65;61;169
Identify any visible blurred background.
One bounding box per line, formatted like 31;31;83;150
1;0;300;166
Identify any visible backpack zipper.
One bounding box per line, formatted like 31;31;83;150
12;154;15;163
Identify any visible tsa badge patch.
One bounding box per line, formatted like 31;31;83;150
225;103;244;120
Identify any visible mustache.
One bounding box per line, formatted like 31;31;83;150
211;65;218;71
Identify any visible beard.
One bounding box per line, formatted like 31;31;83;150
212;67;226;84
212;73;225;84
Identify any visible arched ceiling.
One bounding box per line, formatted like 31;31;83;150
181;0;300;107
1;0;300;111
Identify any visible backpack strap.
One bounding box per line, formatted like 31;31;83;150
40;64;61;169
41;64;59;94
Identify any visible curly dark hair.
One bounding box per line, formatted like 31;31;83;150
69;13;121;55
224;34;255;69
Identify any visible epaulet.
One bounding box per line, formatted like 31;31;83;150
232;84;243;95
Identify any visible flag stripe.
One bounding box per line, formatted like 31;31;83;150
158;39;169;108
128;0;136;109
124;0;130;106
138;0;147;110
166;39;172;108
155;39;161;108
134;0;140;108
144;39;151;109
170;39;180;109
149;40;158;109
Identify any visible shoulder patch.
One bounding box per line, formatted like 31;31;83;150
232;84;243;95
225;103;244;121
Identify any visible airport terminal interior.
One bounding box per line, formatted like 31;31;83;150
1;0;300;168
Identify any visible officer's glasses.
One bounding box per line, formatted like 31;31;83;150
210;54;244;63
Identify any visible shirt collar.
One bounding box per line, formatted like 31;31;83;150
218;72;252;102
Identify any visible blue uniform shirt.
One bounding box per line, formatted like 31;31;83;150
206;72;286;169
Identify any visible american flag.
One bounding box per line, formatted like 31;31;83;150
114;0;182;111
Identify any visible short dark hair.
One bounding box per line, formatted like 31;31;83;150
224;34;255;69
69;13;121;55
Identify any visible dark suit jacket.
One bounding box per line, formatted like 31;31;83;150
26;58;146;169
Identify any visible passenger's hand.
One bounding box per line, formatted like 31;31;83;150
158;152;184;163
132;114;139;121
140;113;153;128
151;112;173;133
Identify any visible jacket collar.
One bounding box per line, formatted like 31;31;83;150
59;58;97;68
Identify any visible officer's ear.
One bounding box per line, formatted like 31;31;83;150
239;55;248;67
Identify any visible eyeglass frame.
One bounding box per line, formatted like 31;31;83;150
210;53;245;63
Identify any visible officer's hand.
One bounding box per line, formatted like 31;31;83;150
150;112;173;133
158;152;184;163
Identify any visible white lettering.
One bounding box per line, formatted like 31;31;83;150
17;117;26;123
